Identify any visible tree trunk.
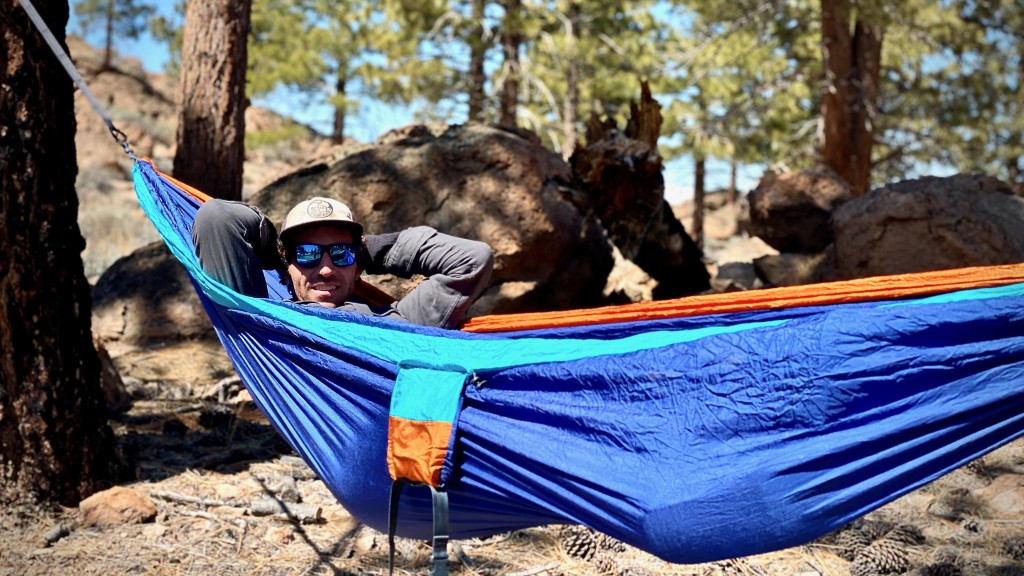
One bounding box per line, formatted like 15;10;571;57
467;0;486;123
692;155;705;249
0;0;120;507
332;72;346;144
728;156;738;205
820;0;852;186
174;0;251;201
561;0;580;160
850;21;883;195
820;0;883;197
572;89;709;298
498;0;521;127
102;0;113;70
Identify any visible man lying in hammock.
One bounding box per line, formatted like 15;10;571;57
192;197;493;329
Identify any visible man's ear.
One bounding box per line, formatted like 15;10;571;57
278;241;288;264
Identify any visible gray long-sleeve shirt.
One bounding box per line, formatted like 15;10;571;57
192;199;493;329
334;225;493;328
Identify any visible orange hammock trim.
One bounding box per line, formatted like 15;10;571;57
462;262;1024;333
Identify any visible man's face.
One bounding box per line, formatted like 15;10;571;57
286;224;360;308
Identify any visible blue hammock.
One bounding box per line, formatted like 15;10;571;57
134;160;1024;564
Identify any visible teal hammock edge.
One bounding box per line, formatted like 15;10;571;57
132;161;1024;371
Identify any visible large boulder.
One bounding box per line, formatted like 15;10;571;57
748;169;851;253
251;123;614;314
753;251;833;287
832;174;1024;279
92;241;212;356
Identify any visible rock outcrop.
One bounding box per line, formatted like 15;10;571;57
748;169;851;254
251;123;615;315
832;174;1024;279
92;241;212;356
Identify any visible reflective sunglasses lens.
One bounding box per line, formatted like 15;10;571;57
294;244;323;267
328;244;356;267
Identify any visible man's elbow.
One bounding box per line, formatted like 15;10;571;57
466;241;494;285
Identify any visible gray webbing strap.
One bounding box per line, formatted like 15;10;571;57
387;478;407;576
18;0;136;160
428;487;450;576
387;480;450;576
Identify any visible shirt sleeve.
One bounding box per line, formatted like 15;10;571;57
192;199;283;298
382;226;494;329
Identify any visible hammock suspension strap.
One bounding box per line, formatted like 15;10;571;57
18;0;136;161
388;479;450;576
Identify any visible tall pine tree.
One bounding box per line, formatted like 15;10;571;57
1;0;120;506
173;0;251;200
74;0;155;70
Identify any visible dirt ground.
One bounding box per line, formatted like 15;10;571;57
2;341;1024;576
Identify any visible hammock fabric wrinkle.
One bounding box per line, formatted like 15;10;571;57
135;159;1024;564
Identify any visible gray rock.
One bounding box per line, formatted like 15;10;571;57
748;169;851;253
753;251;833;287
252;123;616;314
92;241;212;356
832;174;1024;279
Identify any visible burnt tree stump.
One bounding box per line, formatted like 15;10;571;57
570;82;710;299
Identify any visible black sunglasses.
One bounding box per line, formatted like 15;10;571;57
292;243;357;268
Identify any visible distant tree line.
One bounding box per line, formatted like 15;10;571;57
76;0;1023;198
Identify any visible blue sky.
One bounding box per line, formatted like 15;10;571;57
69;0;765;203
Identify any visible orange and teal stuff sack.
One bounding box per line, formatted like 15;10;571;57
387;365;470;487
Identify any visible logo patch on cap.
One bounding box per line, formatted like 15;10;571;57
306;199;334;219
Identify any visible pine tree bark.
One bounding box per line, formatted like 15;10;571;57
332;72;346;144
692;155;705;249
728;156;738;205
102;0;114;70
561;0;580;160
174;0;251;201
820;0;883;197
467;0;487;123
498;0;521;127
0;0;120;506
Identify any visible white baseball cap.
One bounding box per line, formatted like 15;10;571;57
280;197;363;239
